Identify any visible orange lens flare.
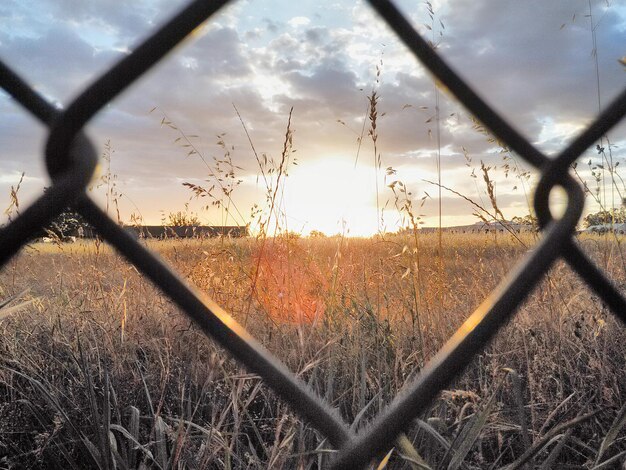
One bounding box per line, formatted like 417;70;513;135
253;241;326;324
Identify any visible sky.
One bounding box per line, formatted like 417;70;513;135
0;0;624;236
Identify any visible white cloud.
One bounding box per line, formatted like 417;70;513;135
288;16;311;28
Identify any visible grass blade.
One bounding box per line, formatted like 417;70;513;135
0;287;30;310
538;429;572;470
415;418;452;452
447;393;496;470
110;423;159;466
396;432;433;470
154;415;170;470
0;299;34;320
592;449;626;469
503;368;531;450
7;368;104;469
128;406;141;468
376;448;395;469
502;409;603;470
595;401;626;465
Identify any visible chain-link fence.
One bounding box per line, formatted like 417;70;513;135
1;0;625;468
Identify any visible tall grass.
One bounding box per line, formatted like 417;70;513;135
1;232;625;468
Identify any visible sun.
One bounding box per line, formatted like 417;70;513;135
282;156;382;237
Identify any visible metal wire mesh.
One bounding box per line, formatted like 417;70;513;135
1;0;625;468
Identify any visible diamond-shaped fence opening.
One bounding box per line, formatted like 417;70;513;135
1;0;625;468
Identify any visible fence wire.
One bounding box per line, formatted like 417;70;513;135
0;0;625;468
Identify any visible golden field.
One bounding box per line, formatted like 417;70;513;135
0;232;625;469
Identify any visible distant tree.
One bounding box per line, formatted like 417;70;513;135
309;230;326;238
47;209;90;238
166;211;201;226
583;208;626;227
41;187;92;239
511;214;538;227
280;231;301;240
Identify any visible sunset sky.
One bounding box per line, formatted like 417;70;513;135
1;0;624;236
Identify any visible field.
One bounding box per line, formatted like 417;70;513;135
1;232;625;469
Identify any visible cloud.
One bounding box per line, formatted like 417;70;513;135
435;0;625;140
0;0;623;229
288;16;311;28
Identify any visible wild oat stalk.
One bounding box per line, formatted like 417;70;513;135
388;175;428;362
245;107;296;324
4;172;24;223
423;177;527;247
368;89;382;233
150;106;247;227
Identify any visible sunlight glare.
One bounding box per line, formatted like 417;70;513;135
284;157;381;237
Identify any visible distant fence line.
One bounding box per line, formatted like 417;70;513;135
30;225;248;241
0;0;624;468
419;223;538;234
123;225;248;239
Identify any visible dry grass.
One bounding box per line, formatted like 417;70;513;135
0;232;625;469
